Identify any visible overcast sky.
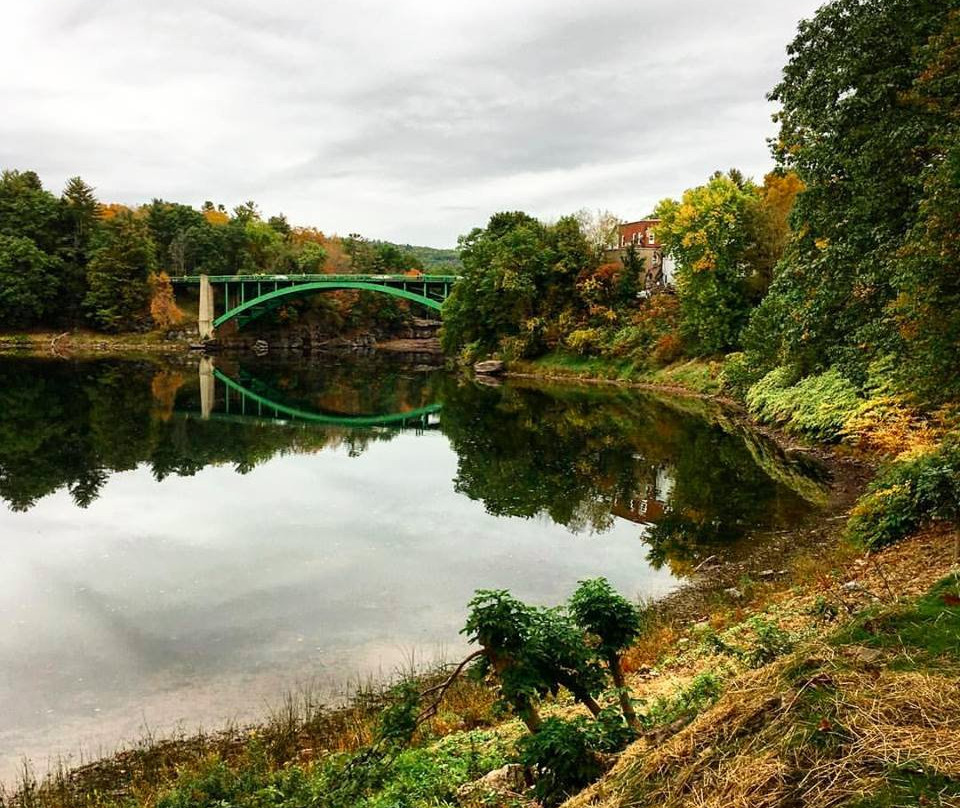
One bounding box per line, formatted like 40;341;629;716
1;1;824;247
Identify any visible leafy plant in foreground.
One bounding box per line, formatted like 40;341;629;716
569;578;646;729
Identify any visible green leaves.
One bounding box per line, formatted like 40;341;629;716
519;717;605;805
462;589;533;654
440;211;595;359
654;172;764;355
462;580;645;741
569;578;643;658
84;211;156;331
752;0;960;388
847;440;960;549
0;235;61;328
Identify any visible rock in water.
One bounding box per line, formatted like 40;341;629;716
474;359;505;375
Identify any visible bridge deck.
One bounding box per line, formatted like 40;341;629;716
174;273;458;333
170;273;458;284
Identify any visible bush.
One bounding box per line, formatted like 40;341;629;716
746;617;795;666
518;717;605;805
155;730;512;808
651;332;684;365
376;680;421;748
719;351;768;400
746;367;861;440
846;441;960;549
564;327;604;356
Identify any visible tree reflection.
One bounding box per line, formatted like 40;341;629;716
0;356;828;574
438;380;829;564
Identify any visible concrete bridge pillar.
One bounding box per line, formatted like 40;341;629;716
198;274;214;340
199;356;215;420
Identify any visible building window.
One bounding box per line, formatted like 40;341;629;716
647;229;655;244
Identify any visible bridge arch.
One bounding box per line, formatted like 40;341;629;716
214;280;443;329
211;368;442;428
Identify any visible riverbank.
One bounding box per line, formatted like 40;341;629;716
506;354;725;399
0;330;444;359
0;330;190;358
5;518;956;807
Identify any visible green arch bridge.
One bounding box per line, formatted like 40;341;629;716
170;273;457;339
192;359;442;430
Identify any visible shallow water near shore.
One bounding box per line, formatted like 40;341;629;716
0;353;828;784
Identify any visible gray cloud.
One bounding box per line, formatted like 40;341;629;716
1;0;822;246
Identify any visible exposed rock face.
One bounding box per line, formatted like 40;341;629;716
474;360;506;375
214;319;442;354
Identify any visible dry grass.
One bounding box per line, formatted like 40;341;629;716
564;526;960;808
564;646;960;808
622;622;682;673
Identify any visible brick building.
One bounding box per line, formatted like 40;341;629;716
618;219;660;249
606;218;675;289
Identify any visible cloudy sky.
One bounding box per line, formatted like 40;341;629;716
2;1;823;246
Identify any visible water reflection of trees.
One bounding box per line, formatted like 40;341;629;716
438;381;829;564
0;358;428;511
0;357;828;570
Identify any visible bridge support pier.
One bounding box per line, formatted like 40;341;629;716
199;356;215;419
198;274;214;340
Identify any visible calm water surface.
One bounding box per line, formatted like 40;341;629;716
0;354;827;781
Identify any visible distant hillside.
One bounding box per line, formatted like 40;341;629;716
380;242;462;272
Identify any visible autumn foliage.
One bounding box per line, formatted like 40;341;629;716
149;271;183;329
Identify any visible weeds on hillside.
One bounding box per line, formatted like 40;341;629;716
847;440;960;549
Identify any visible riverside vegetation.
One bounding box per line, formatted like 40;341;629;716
3;0;960;806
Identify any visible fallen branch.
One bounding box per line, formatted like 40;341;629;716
416;649;485;723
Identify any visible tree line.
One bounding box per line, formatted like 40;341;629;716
0;173;429;333
441;0;960;407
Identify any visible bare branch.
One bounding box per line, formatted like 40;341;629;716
416;649;485;723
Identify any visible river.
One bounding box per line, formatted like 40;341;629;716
0;353;828;783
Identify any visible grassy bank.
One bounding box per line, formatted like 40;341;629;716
508;353;724;397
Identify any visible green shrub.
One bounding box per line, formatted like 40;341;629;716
846;441;960;549
156;748;312;808
360;731;510;808
376;680;421;748
564;327;604;356
719;352;767;400
518;717;604;806
155;729;512;808
746;367;861;439
745;617;795;666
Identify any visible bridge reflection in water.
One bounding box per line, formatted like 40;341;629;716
195;358;442;432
